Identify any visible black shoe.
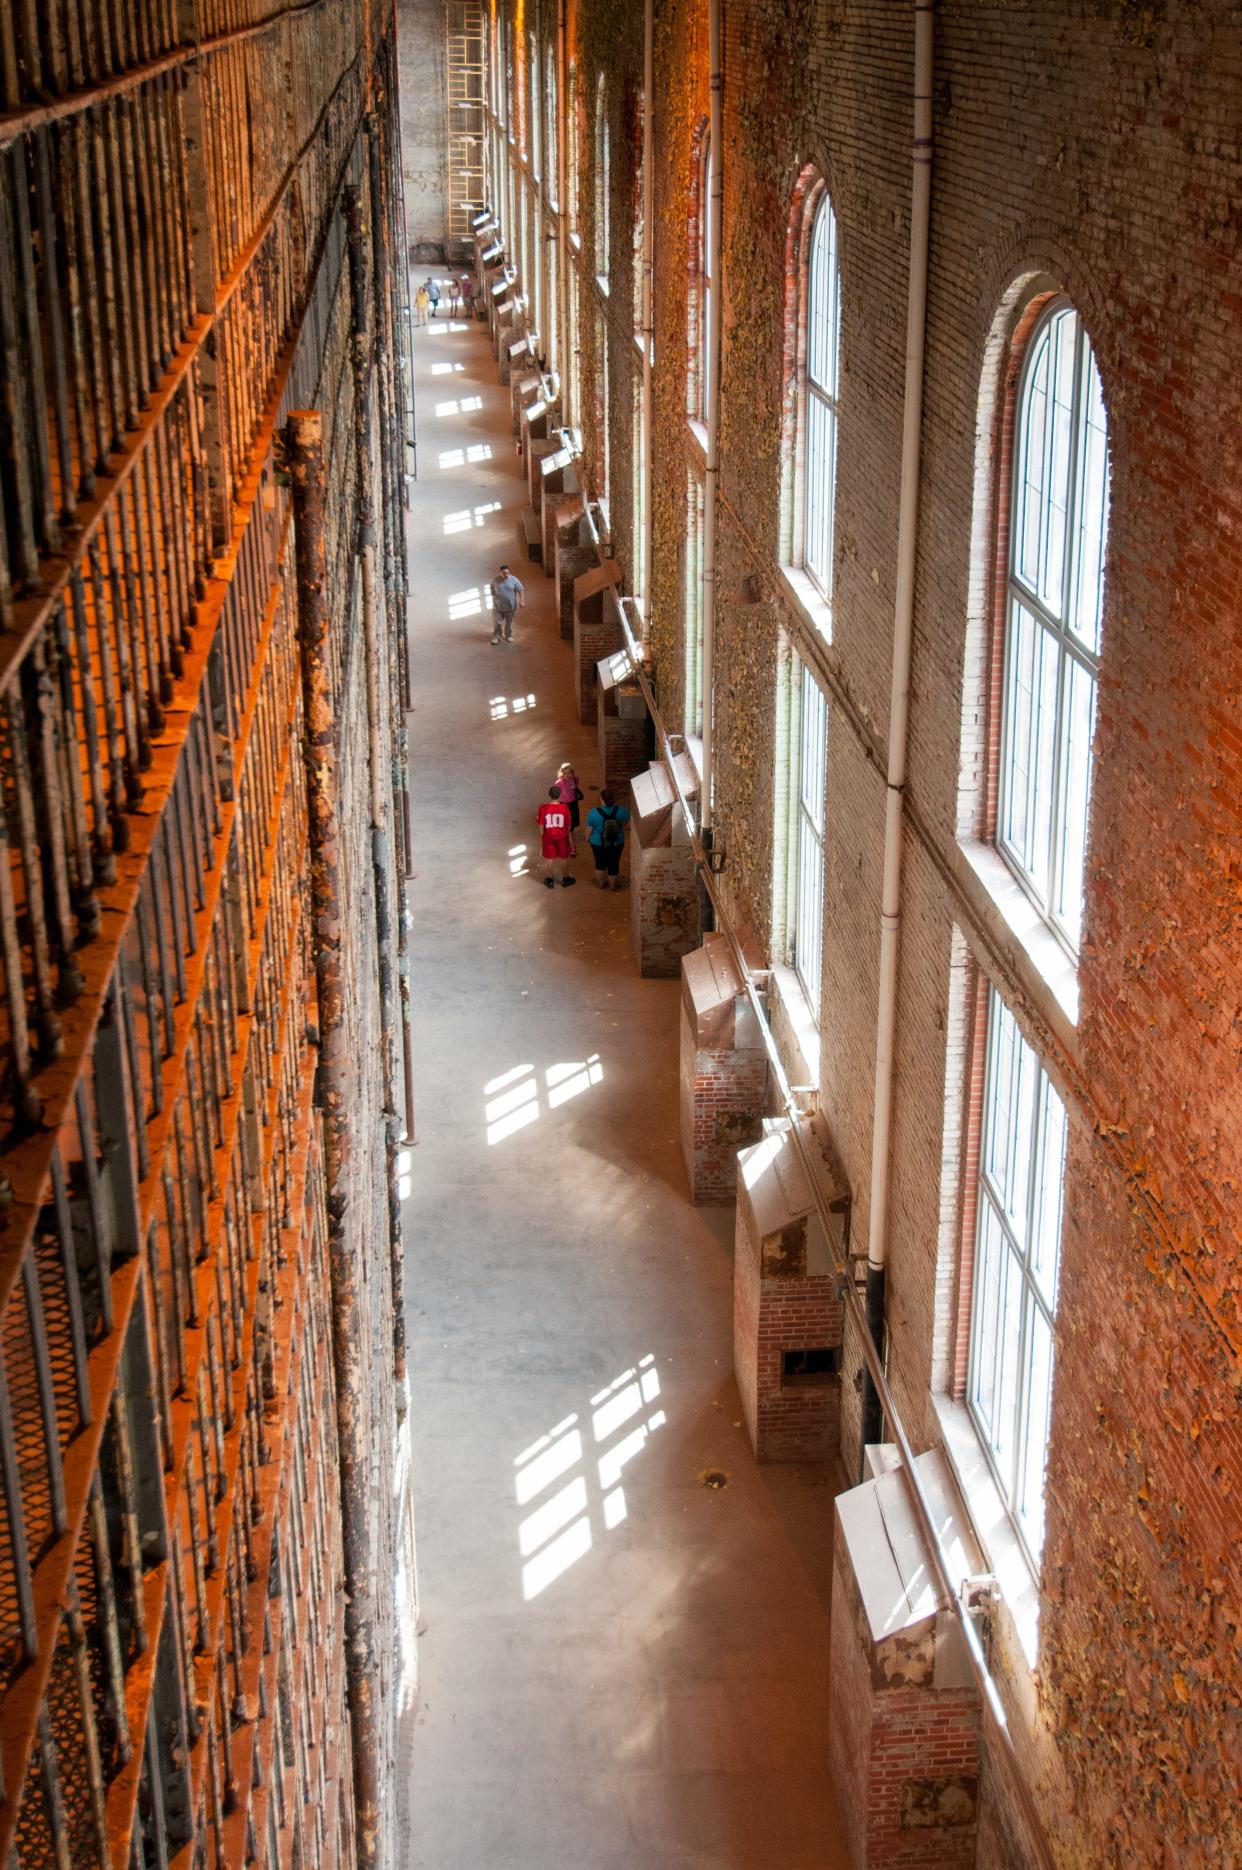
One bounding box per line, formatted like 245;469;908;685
544;877;554;889
561;876;576;888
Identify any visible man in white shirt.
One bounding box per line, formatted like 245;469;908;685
489;564;525;644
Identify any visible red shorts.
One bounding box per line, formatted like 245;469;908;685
541;835;572;861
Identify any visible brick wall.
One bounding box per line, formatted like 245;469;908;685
749;1277;842;1463
486;0;1242;1862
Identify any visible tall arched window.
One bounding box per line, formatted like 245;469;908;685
998;299;1108;955
801;194;841;602
594;75;610;287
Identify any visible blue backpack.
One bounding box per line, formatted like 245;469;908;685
599;807;624;849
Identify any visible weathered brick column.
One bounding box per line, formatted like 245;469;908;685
628;754;700;976
573;565;624;722
596;651;650;789
521;399;557;508
527;433;563;515
679;933;769;1202
484;266;510;352
509;358;541;434
830;1451;983;1870
494;298;517;379
734;1121;844;1460
550;494;594;630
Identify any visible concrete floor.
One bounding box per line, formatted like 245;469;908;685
401;311;849;1869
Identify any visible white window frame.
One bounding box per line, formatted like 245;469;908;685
967;987;1067;1566
998;299;1108;961
792;662;828;1016
801;194;841;604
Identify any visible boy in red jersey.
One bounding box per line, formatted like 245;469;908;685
537;788;576;888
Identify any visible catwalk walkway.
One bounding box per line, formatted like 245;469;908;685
401;307;848;1868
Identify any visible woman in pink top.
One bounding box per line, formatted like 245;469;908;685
554;762;582;852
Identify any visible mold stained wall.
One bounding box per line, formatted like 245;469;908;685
490;0;1242;1863
399;0;449;258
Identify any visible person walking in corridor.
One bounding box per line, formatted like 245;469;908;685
586;790;630;889
538;789;576;888
448;277;461;318
414;283;429;326
490;564;525;643
425;274;441;318
461;273;476;318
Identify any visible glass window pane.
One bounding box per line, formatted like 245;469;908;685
801;194;840;606
1017;1302;1055;1552
1069;346;1109;654
1052;655;1096;946
807;200;839;398
968;988;1067;1563
970;1197;1006;1441
1000;302;1108;957
1030;1075;1067;1307
795;818;824;1007
804;390;836;598
793;665;828;1011
1000;600;1059;901
799;676;828;829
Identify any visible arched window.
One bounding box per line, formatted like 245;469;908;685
594;75;610;287
998;299;1108;955
801;193;841;602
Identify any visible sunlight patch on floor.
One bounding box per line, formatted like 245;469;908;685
514;1357;665;1601
489;691;537;719
448;586;482;620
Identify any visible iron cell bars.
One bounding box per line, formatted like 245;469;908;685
0;2;412;1866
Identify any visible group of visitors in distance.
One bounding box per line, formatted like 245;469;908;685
413;272;477;324
483;564;633;890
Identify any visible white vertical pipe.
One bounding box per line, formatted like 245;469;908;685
700;0;723;829
866;0;935;1279
639;0;655;617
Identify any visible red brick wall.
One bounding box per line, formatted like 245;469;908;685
678;1004;768;1201
830;1533;980;1870
751;1275;842;1463
628;832;699;976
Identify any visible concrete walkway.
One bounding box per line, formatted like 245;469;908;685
401;310;848;1869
